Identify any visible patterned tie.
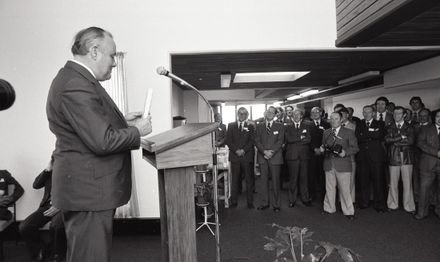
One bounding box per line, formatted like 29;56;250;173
266;122;271;134
332;128;336;137
379;113;384;122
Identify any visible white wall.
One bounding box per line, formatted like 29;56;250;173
0;0;336;219
323;56;440;118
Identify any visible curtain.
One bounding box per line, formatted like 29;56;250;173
101;52;140;218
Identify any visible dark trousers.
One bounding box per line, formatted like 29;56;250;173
418;162;440;217
358;158;387;209
19;207;65;260
287;159;310;203
308;154;326;201
63;209;114;262
231;161;254;205
260;163;281;208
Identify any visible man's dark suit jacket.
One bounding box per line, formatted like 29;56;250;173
355;119;386;162
215;123;227;147
385;121;415;166
309;119;330;150
46;61;141;211
322;127;359;173
285;121;311;160
377;111;394;127
417;124;440;172
226;121;255;162
0;170;24;206
254;121;284;165
33;170;52;208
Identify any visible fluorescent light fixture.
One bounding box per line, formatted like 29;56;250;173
300;89;319;97
287;95;301;101
286;89;320;101
234;71;310;83
273;101;282;107
338;71;380;85
221;102;226;107
220;74;232;88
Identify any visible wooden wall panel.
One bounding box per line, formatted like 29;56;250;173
336;0;411;39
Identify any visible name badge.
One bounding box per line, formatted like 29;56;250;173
319;126;325;130
273;131;279;135
243;127;249;132
302;129;307;133
368;128;375;132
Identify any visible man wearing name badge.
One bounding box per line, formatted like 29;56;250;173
46;27;152;262
308;107;330;202
415;111;440;220
226;107;255;209
285;108;312;207
355;105;387;212
255;106;284;212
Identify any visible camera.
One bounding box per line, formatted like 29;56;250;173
0;79;16;111
324;143;343;157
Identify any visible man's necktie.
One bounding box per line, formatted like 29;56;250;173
332;128;336;137
379;113;384;122
266;122;271;134
397;123;401;129
413;112;418;123
296;123;299;129
315;121;319;127
366;121;370;128
239;122;243;132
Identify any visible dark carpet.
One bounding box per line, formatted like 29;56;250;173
3;180;440;262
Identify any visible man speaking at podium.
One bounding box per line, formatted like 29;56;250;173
46;27;152;262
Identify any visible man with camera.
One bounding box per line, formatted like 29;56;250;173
321;111;359;219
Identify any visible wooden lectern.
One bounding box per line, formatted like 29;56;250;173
141;123;219;262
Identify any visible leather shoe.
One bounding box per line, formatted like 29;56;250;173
321;210;332;215
302;201;312;207
375;208;386;213
257;205;270;210
288;202;295;208
414;214;426;220
273;207;280;212
247;203;255;209
345;215;355;220
406;210;416;215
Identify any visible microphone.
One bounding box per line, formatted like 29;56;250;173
156;66;189;86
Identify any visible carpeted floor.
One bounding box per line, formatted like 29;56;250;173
3;178;440;262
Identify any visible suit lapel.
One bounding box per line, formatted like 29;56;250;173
65;61;127;127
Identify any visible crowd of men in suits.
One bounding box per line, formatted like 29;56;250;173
216;95;440;221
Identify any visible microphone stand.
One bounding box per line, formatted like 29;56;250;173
172;79;221;262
